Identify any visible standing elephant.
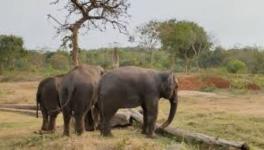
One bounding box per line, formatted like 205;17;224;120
59;64;103;136
36;74;64;132
98;66;178;138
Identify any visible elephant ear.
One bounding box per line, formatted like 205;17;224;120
168;72;176;97
161;71;175;99
97;66;105;76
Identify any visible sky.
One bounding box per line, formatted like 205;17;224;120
0;0;264;50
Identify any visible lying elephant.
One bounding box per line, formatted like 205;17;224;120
59;64;104;136
36;74;64;132
36;73;100;133
98;66;178;138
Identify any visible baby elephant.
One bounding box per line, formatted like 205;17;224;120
98;66;179;138
36;74;99;133
36;75;64;132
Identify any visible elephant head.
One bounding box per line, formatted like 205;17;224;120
160;72;179;129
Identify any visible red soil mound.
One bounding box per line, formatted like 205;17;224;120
247;83;261;90
178;75;230;90
204;76;230;89
178;76;206;90
178;75;261;91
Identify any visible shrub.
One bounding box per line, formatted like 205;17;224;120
47;52;70;70
226;59;247;74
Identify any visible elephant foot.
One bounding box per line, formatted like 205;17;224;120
85;126;96;132
76;131;84;136
63;131;70;137
141;130;146;135
101;131;113;137
35;130;54;135
146;133;157;139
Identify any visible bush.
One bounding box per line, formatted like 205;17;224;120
47;52;70;70
226;59;247;74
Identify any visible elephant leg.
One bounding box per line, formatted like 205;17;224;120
48;112;59;132
145;98;158;138
74;112;85;135
100;107;118;137
141;104;148;134
40;107;49;131
85;110;95;131
62;107;72;136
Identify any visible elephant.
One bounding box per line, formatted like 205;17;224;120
59;64;104;136
36;74;64;132
98;66;178;138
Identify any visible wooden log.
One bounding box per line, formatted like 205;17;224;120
0;104;36;110
0;108;40;117
128;110;249;150
110;109;133;127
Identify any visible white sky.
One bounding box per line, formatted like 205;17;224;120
0;0;264;50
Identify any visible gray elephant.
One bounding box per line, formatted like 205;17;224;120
59;64;103;136
98;66;178;138
36;74;64;132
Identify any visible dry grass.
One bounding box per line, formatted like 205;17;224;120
1;81;264;149
0;112;180;150
158;90;264;150
0;81;38;104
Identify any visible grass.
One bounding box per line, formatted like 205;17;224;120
1;78;264;149
0;111;194;150
158;91;264;150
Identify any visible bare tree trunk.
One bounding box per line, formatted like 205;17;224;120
112;47;119;68
184;53;189;73
147;47;154;65
171;53;176;70
0;63;3;75
71;27;80;66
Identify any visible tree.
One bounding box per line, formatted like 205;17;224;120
158;20;211;72
0;35;25;72
49;0;130;66
198;46;226;68
136;21;160;65
226;59;247;74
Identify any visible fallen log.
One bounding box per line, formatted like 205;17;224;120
0;104;36;110
0;106;133;128
0;108;40;117
110;109;133;127
129;110;249;150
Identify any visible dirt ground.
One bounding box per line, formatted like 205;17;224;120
1;81;263;116
0;81;264;149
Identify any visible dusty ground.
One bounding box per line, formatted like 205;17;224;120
0;81;38;104
0;81;264;149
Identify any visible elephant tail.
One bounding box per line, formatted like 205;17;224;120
36;89;41;118
59;86;74;110
49;86;74;114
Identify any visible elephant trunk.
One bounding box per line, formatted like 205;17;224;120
159;92;178;129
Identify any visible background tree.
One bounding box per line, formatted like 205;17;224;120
0;35;25;72
49;0;130;66
158;20;211;72
136;21;160;65
198;46;226;69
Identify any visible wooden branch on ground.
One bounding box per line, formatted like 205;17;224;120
128;110;249;150
0;104;36;110
0;108;40;117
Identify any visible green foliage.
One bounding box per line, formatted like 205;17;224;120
156;20;211;71
226;59;247;74
0;35;25;72
198;47;226;68
225;47;264;74
46;51;70;70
